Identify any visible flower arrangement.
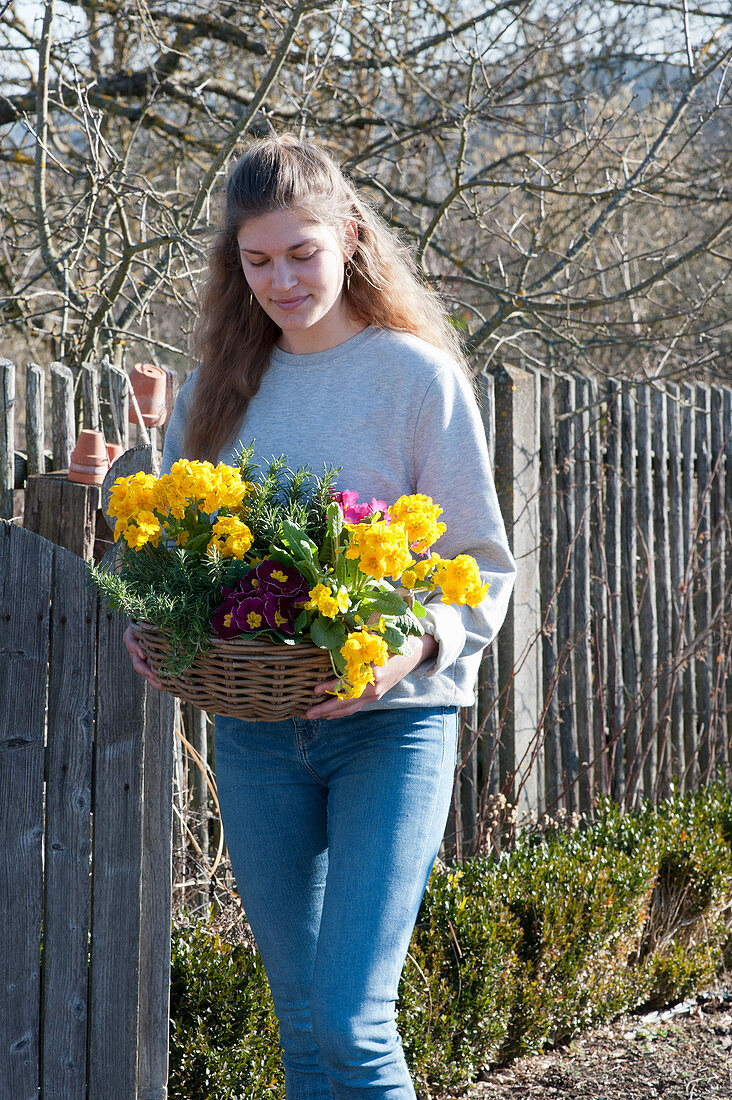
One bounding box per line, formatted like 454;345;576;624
88;447;490;700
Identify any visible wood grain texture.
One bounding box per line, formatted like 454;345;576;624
41;542;98;1099
572;376;593;814
680;384;699;788
23;472;100;560
621;387;641;806
555;374;578;814
137;687;175;1100
25;364;45;476
539;371;560;810
0;521;53;1099
0;359;15;519
665;385;686;788
605;381;625;802
50;362;75;472
694;384;712;782
652;386;673;798
636;385;658;799
88;605;146;1100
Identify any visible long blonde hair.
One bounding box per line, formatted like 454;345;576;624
186;133;469;461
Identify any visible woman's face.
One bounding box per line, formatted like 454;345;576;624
236;207;358;354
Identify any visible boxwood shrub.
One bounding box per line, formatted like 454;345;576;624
168;784;732;1099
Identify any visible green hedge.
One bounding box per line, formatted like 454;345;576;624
168;785;732;1099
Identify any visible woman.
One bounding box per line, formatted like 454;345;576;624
125;133;516;1099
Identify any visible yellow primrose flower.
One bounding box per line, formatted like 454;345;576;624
389;495;446;553
433;554;490;607
306;583;350;619
345;519;413;581
207;515;253;559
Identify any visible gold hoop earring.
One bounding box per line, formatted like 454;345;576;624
249;288;253;307
345;262;353;292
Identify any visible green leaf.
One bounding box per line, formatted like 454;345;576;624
369;589;409;615
278;520;318;562
380;624;411;654
309;616;347;651
411;599;426;618
326;501;344;541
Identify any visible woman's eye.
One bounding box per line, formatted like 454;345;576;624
246;252;316;267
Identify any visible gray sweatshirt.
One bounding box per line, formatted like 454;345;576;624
161;325;516;710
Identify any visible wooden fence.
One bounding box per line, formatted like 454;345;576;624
3;354;731;859
0;520;175;1099
449;366;732;856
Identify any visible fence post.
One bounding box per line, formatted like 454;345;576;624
51;362;75;470
26;363;46;476
605;380;625;801
0;359;15;519
636;384;659;799
492;363;543;819
539;370;560;812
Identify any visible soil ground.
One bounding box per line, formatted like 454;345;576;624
432;978;732;1100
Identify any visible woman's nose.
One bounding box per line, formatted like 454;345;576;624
270;261;298;290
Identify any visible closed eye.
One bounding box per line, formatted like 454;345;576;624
247;252;317;267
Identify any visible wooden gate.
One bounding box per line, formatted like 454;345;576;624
0;520;175;1099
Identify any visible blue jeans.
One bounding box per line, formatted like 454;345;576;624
213;705;459;1099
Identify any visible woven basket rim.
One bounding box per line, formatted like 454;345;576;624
130;618;332;660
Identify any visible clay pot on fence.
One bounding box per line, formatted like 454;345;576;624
129;363;168;427
68;429;110;486
106;442;124;466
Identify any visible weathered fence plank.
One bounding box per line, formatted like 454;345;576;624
137;687;175;1100
81;362;101;432
555;374;579;814
50;362;75;471
636;385;658;800
709;385;727;780
88;605;146;1100
666;385;686;787
605;380;624;801
588;377;608;798
0;523;53;1099
24;472;102;559
621;386;641;806
26;363;45;476
573;377;593;815
652;386;673;799
539;370;560;811
717;387;730;765
694;384;712;782
41;543;98;1100
680;384;698;788
0;359;14;519
492;363;543;817
475;371;500;803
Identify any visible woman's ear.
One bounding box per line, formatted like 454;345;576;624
344;218;359;259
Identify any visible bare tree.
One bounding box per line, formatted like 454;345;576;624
0;0;730;382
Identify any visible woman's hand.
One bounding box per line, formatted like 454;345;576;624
305;633;438;719
123;623;165;691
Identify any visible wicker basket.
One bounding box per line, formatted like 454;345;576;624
131;621;335;720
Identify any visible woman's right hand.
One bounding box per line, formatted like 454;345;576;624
123;623;165;691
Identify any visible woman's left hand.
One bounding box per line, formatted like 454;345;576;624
304;633;438;719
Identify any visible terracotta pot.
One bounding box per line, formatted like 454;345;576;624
68;429;110;486
129;363;167;427
106;442;124;465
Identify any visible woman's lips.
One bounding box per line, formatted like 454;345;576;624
272;295;309;311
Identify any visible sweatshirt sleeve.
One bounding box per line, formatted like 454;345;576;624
409;361;516;679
